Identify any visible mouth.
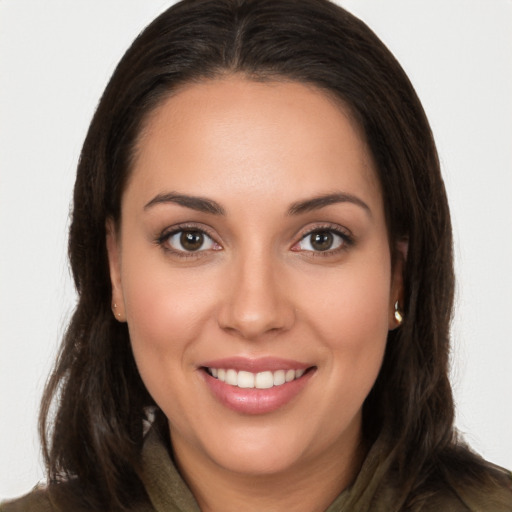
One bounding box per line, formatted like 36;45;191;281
199;359;316;414
204;367;310;389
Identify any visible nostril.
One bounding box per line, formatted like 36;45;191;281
216;291;296;340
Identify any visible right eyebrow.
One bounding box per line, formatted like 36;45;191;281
144;192;226;215
287;192;372;217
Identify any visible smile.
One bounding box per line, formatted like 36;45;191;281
200;357;315;414
206;368;306;389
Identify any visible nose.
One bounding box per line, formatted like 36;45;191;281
217;251;296;340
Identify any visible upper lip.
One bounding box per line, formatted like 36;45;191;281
199;356;312;373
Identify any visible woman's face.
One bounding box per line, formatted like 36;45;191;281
107;77;402;479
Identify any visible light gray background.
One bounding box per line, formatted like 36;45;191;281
1;0;511;500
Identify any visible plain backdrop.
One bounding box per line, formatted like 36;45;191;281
1;0;511;500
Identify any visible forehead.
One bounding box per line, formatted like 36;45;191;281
127;76;381;212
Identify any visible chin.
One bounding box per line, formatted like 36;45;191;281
208;438;308;476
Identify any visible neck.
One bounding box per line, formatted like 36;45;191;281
171;426;365;512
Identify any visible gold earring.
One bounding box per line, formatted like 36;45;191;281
113;303;122;320
394;301;403;326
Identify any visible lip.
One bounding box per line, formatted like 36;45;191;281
199;356;311;373
199;357;316;415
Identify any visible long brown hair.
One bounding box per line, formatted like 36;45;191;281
39;0;497;509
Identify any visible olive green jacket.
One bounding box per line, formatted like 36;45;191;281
2;427;512;512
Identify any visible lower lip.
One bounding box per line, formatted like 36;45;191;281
201;369;315;415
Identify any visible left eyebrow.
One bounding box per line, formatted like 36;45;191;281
287;192;372;217
144;192;226;215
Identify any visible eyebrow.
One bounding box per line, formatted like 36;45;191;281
144;191;371;217
287;192;371;216
144;192;225;215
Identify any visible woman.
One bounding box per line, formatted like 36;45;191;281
2;0;511;510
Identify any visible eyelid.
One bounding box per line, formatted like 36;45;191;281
291;223;354;254
155;221;353;257
295;222;353;240
156;222;222;256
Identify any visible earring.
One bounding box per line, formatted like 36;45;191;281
113;302;122;320
394;301;404;326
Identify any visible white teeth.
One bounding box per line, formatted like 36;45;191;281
226;369;237;386
237;370;255;388
208;367;308;389
273;369;286;386
255;371;273;389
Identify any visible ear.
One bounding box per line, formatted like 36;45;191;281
389;238;408;330
106;218;126;322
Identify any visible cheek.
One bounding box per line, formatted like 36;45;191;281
301;252;392;396
120;257;221;425
120;248;218;372
306;257;391;344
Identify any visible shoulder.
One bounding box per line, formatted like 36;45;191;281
1;485;54;512
411;463;512;512
445;464;512;512
1;484;155;512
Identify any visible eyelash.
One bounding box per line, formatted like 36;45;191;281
155;223;220;259
155;223;354;259
292;224;354;257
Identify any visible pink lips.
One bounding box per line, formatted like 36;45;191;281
199;357;315;415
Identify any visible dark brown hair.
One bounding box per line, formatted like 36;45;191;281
39;0;500;510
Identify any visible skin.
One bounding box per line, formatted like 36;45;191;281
107;76;404;512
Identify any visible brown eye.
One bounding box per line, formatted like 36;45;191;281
310;231;334;251
180;231;204;251
165;229;216;253
295;229;347;253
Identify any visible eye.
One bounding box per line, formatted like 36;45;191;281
163;229;218;253
294;229;348;252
